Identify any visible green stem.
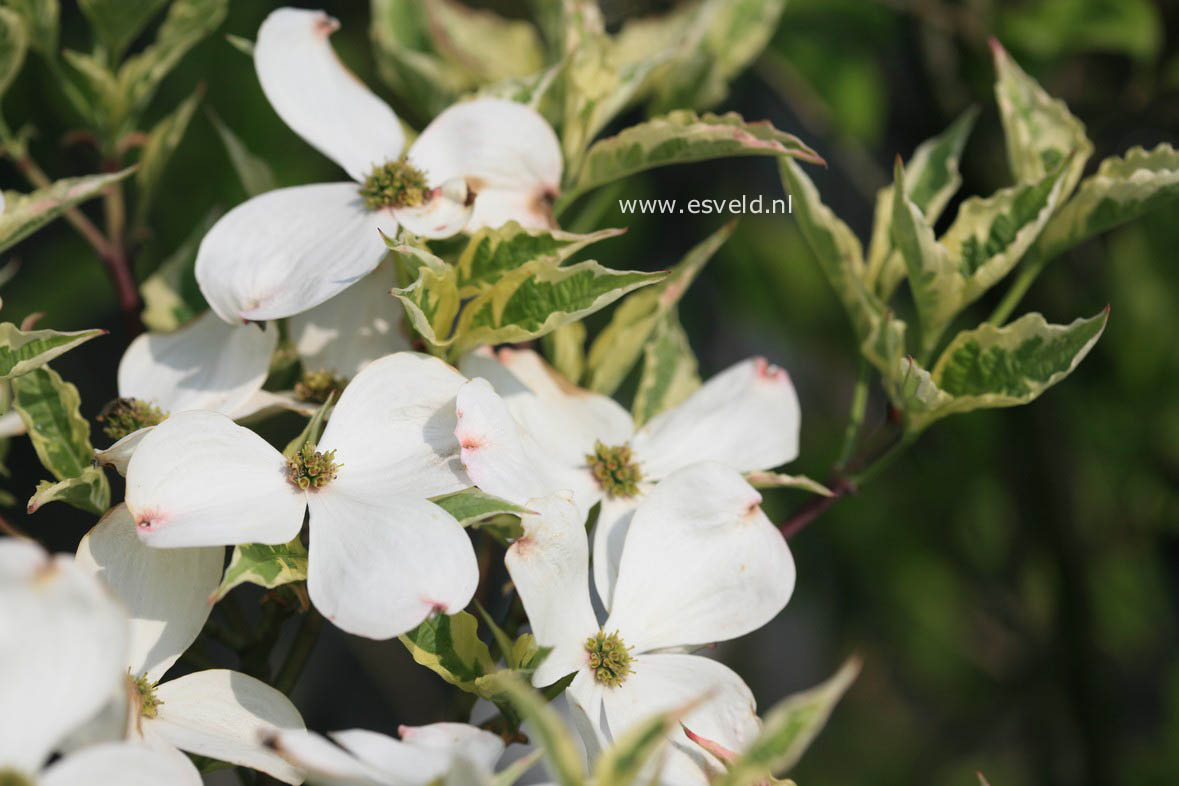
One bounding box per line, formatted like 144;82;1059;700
274;608;323;694
834;359;870;470
987;249;1047;326
846;430;918;486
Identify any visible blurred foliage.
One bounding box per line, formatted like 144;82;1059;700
0;1;1176;786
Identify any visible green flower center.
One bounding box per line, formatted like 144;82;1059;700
129;672;162;720
359;158;429;210
586;441;642;498
287;443;340;491
0;770;34;786
98;397;168;440
295;369;347;404
585;630;634;687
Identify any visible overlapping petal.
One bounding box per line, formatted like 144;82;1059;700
605;463;795;653
118;311;277;415
306;488;477;639
505;494;598;687
76;504;223;683
407;98;562;231
0;541;128;773
126;411;306;548
455;378;598;510
149;669;305;784
290;262;410;379
39;742;203;786
632;357;801;480
196;184;393;323
255;8;406;181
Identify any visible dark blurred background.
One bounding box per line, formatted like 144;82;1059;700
3;1;1178;784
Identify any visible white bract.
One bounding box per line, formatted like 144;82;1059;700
95;311;314;475
0;538;203;786
71;505;307;784
196;7;562;324
265;722;506;786
504;467;795;785
456;347;801;607
123;352;478;639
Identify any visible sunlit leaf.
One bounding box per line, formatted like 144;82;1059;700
0;8;28;99
715;656;861;785
212;539;309;601
480;671;583;786
455;222;623;296
0;168;134;254
135;88;203;223
78;0;168;60
431;487;530;527
27;465;109;515
560;110;822;211
425;0;544;83
0;323;105;381
631;310;699;427
370;0;468;119
586;221;731;395
400;610;497;694
541;321;587;385
6;0;57;57
390;245;460;348
746;472;833;497
593;701;689;786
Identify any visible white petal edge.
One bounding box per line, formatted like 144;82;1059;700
505;493;599;687
318;352;470;499
263;729;391;786
307;488;477;639
633;357;801;480
40;741;203;786
392;178;475;239
94;426;152;476
126;410;307;548
0;544;128;772
290;261;411;379
590;493;643;613
255;8;405;181
598;653;760;786
397;723;505;772
408;98;561;231
76;504;224;683
455;378;599;513
148;669;306;784
604;462;795;653
118;312;277;415
195;183;393;323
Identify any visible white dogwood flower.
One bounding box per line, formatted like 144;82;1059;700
264;722;505;786
196;7;562;324
94;311;315;475
73;505;306;784
124;352;478;639
504;465;795;786
456;347;800;607
0;538;203;786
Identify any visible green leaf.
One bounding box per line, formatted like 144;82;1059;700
541;321;587;385
593;702;688;786
78;0;168;60
0;8;28;99
1036;143;1179;261
11;367;97;480
430;487;530;526
400;611;497;694
480;671;583;786
904;308;1109;433
134;88;202;223
778;159;892;349
390;245;461;348
6;0;57;57
370;0;468;119
212;539;310;602
991;38;1091;194
745;472;833;497
454;260;664;354
27;466;109;515
0;323;105;380
715;657;861;786
118;0;228;120
0;168;134;254
891;159;1071;354
586;221;732;395
866;107;978;298
207;107;277;198
424;0;544;83
140;209;215;331
631;310;699;427
560;110;822;211
455;223;623;295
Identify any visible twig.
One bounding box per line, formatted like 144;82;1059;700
274;608;323;694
